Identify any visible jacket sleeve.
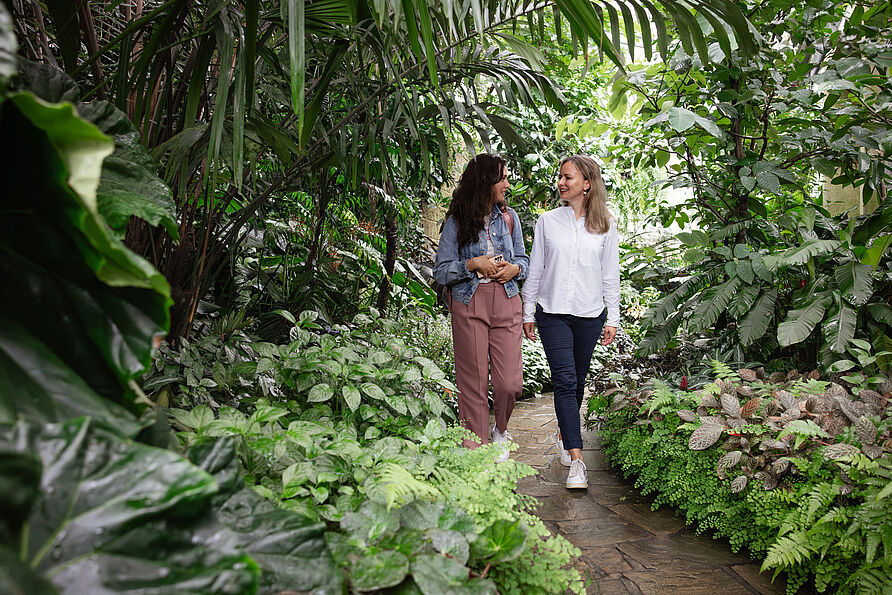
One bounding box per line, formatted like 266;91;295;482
601;219;621;328
508;209;529;280
433;216;474;286
521;216;546;323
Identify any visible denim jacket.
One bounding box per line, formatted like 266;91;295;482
433;206;530;305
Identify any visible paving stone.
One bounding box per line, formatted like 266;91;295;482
530;492;613;522
585;473;653;506
556;515;653;549
587;577;644;594
622;568;753;595
581;547;635;574
608;503;687;536
617;533;751;569
731;563;786;594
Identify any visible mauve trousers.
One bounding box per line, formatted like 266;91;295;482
450;282;523;447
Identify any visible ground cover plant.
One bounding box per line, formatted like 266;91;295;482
601;362;892;593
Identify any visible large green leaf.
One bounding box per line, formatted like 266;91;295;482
0;92;171;414
824;302;857;353
834;261;874;306
688;277;742;333
469;518;528;564
762;239;842;270
0;418;259;594
738;289;776;348
187;439;342;594
778;295;830;347
77;102;179;238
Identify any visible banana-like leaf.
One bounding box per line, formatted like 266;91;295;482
824;301;857;353
642;268;719;327
727;282;759;319
0;92;171;415
689;277;742;333
778;295;831;347
739;289;776;347
834;261;874;306
762;239;842;270
637;310;684;356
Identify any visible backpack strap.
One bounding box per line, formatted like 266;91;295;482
501;209;514;235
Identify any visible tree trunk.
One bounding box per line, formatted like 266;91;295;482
376;181;397;314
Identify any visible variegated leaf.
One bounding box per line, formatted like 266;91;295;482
689;423;724;450
676;409;697;423
700;416;725;427
727;417;745;428
700;394;719;408
760;439;787;451
737;368;758;382
826;383;848;399
855;416;877;445
754;471;777;490
839;482;854;496
721;393;741;417
775;390;797;411
730;475;748;493
736;385;755;398
771;457;790;475
781;407;802;422
739;397;762;418
718;450;742;469
823;443;860;460
863;445;883;459
834;396;860;423
696;405;709;417
858;390;883;414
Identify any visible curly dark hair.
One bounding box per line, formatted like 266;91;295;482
444;153;507;248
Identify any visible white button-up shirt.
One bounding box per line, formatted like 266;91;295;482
521;206;620;327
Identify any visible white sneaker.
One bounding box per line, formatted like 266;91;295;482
566;459;587;489
555;434;572;467
492;424;511;463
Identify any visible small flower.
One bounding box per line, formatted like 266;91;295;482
679;375;688;390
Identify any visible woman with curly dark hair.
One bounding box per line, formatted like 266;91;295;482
433;154;529;459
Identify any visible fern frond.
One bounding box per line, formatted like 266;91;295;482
806;483;841;525
850;563;892;593
711;360;735;380
762;532;814;571
640;380;678;416
377;462;441;509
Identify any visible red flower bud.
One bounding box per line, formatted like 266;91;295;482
680;375;688;390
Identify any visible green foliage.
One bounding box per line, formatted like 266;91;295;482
603;361;892;594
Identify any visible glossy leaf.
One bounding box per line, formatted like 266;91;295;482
469;518;528;564
824;302;857;353
835;261;874;306
0;419;259;594
0;92;171;416
739;289;776;348
778;296;830;347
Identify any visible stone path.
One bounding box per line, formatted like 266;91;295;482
505;394;788;595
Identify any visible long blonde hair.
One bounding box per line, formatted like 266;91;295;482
560;155;612;234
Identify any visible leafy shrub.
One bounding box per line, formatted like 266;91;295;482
601;364;892;594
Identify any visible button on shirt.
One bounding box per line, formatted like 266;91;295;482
521;206;621;328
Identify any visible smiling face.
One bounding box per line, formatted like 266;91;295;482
557;161;590;204
492;164;510;205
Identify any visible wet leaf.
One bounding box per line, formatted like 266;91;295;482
351;550;409;591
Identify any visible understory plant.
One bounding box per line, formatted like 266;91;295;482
602;362;892;594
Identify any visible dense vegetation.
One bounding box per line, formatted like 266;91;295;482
2;0;891;593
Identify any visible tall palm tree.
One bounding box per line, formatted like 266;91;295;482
11;0;756;338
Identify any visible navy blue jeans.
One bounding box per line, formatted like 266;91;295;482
535;304;607;451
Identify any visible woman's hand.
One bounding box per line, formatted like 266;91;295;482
602;326;617;345
490;261;520;284
466;255;499;278
523;322;536;341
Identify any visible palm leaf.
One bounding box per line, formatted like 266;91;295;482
727;282;759;319
739;289;776;347
637;311;683;356
778;295;831;347
689;276;742;333
824;301;857;353
835;261;874;306
762;239;842;270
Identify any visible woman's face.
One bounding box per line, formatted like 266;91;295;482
492;164;509;204
557;161;589;203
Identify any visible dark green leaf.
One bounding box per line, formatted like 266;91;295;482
739;289;776;347
469;518;528;564
1;419;258;594
0;93;171;414
351;550;409;591
835;261;874;306
77;101;178;238
824;302;857;353
778;296;830;347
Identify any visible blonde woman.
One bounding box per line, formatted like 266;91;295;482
521;155;620;489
